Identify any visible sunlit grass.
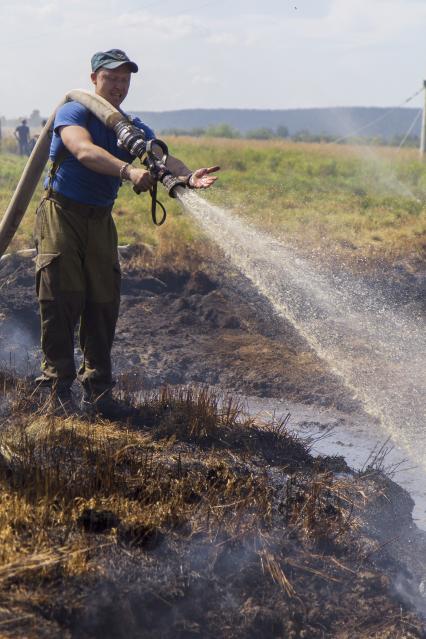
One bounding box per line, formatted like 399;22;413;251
1;137;425;260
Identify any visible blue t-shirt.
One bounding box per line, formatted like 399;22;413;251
45;101;155;206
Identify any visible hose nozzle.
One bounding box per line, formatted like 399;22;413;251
161;174;190;198
113;118;192;223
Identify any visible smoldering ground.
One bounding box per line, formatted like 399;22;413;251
0;240;425;637
0;255;39;375
0;241;358;406
1;384;426;638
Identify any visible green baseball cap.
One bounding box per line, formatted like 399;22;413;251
91;49;138;73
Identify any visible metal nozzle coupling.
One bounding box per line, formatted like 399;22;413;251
114;120;148;158
161;174;190;198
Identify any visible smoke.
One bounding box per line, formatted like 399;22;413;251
0;319;39;375
331;109;423;201
395;572;426;620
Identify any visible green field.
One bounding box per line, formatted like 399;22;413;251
1;137;425;260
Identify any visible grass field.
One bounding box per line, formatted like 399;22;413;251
0;137;425;260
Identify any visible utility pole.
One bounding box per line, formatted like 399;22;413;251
420;80;426;158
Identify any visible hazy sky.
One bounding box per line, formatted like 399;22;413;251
1;0;426;117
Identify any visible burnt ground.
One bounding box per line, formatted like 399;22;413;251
0;242;425;638
0;240;423;410
0;386;426;639
0;242;358;410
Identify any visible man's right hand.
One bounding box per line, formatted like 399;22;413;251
129;167;154;192
59;125;156;190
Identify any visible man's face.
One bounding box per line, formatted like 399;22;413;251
91;65;132;108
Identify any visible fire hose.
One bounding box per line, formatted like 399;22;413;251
0;89;189;259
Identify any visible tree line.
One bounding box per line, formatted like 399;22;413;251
159;123;419;147
160;124;290;140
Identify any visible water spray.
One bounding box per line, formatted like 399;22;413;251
177;189;426;524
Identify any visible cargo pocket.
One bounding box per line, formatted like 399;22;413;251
36;252;61;301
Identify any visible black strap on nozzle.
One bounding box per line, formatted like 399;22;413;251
145;139;168;225
115;120;174;225
132;141;168;225
149;182;167;226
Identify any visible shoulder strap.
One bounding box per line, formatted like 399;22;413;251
46;109;93;197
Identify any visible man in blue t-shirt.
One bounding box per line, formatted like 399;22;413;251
15;119;30;155
35;48;219;417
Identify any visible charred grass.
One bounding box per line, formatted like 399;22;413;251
0;383;423;638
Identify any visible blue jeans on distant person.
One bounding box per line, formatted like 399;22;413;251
18;140;29;156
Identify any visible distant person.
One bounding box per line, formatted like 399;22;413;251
14;119;30;155
28;134;40;154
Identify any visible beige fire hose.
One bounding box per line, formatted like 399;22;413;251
0;90;127;259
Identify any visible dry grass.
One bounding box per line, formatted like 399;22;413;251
0;383;422;637
0;385;284;576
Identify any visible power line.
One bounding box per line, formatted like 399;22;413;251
397;109;422;151
329;86;424;145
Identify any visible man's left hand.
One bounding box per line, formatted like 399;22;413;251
189;166;220;189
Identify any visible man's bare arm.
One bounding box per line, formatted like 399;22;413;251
152;142;220;189
60;126;219;191
152;144;192;178
60;125;154;192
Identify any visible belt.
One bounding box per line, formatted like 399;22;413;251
46;191;112;217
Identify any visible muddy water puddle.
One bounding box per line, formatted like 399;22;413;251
243;395;426;530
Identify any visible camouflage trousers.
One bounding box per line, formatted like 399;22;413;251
34;193;121;394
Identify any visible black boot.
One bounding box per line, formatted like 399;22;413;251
50;386;79;416
33;376;79;416
81;389;137;421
